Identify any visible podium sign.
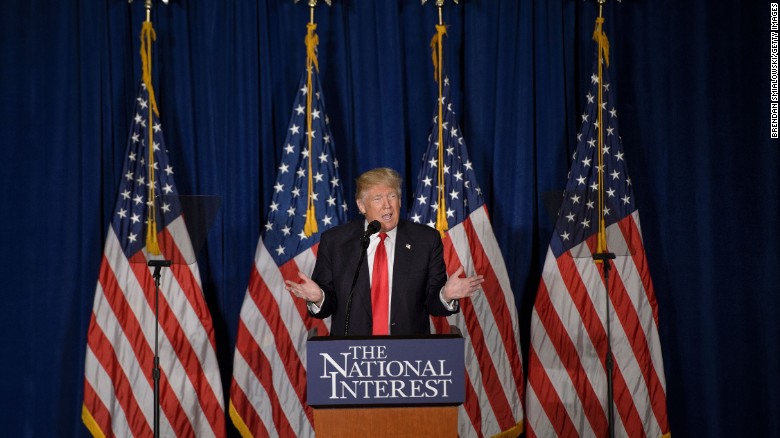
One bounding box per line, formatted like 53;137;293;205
307;335;464;407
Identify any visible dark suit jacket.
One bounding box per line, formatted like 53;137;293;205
310;219;458;335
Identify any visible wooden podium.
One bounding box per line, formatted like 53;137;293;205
307;335;464;438
313;406;458;438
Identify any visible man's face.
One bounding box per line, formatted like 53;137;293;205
356;184;401;232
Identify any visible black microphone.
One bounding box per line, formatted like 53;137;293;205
360;220;381;249
344;220;382;335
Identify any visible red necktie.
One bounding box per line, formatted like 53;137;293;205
371;232;389;335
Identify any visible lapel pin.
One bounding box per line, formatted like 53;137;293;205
405;243;411;250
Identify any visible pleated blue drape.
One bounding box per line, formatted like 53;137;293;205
0;1;777;436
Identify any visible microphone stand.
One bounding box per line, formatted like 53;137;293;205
593;251;616;438
148;259;171;438
343;237;370;336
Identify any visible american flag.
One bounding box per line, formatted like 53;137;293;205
408;75;525;437
82;83;226;437
524;44;670;436
228;66;347;437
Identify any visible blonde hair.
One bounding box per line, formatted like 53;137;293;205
355;167;402;200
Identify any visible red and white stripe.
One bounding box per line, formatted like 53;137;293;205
83;216;226;437
526;211;670;437
229;242;329;438
434;205;525;437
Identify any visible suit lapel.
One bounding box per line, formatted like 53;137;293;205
391;221;413;311
352;222;373;320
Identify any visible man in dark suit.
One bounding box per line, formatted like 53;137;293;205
285;167;483;336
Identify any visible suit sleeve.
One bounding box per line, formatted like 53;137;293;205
309;231;338;319
424;231;459;317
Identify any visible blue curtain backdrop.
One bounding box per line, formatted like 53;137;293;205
1;0;778;436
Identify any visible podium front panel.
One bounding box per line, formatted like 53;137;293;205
307;336;464;407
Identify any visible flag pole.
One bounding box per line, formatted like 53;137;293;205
141;4;163;436
590;1;616;437
131;0;170;435
297;0;330;236
424;0;456;237
141;0;161;256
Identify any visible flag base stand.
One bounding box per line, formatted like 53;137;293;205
149;259;171;438
593;251;616;438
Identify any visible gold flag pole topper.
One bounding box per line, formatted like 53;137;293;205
423;0;457;237
128;0;169;254
294;0;331;236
